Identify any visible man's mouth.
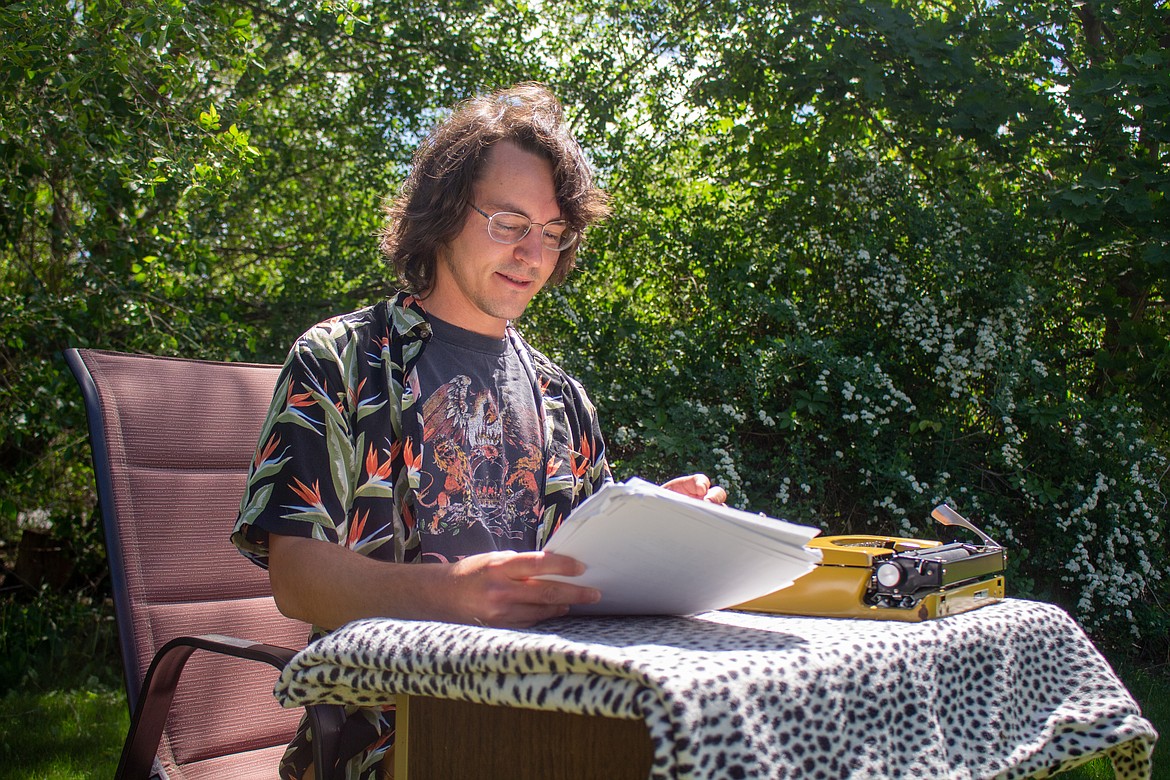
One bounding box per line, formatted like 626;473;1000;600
498;271;536;287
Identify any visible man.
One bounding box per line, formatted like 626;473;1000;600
232;82;725;780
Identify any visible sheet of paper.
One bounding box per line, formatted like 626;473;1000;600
540;478;823;615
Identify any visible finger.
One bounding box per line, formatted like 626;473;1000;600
704;485;728;504
663;474;710;498
498;550;587;579
528;579;601;607
475;580;600;628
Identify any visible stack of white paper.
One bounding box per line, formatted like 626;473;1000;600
540;478;823;615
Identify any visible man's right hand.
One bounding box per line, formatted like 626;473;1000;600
443;550;601;628
268;534;599;631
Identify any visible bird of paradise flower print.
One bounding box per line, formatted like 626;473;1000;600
231;292;612;780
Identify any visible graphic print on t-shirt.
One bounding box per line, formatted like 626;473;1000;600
417;373;542;552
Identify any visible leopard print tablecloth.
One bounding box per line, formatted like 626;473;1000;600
276;599;1156;779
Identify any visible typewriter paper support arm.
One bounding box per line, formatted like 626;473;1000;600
931;505;1002;549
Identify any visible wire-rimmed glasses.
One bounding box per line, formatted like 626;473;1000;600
469;204;579;252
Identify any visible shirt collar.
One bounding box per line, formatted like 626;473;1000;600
391;291;432;340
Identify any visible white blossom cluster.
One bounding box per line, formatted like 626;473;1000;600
17;507;52;532
752;153;1166;638
1045;415;1167;635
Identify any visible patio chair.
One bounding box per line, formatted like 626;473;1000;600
66;348;348;780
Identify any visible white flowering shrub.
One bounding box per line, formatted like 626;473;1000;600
532;148;1168;644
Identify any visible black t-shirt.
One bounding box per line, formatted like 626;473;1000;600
413;314;544;561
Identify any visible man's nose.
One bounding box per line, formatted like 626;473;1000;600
514;229;546;264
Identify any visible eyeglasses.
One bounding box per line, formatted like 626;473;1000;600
469;204;579;252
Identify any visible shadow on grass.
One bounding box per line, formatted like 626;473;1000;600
0;685;127;780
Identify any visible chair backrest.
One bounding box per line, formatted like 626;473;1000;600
67;348;307;779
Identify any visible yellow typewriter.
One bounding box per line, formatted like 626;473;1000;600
736;505;1006;622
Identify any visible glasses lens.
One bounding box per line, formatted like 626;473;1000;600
487;213;530;244
542;222;578;251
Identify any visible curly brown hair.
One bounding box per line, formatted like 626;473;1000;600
380;83;610;293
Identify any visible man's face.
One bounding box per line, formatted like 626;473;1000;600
426;140;562;337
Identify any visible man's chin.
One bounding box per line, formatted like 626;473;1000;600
482;293;540;323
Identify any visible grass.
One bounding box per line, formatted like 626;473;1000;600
0;588;1163;779
0;685;126;780
0;587;127;779
1104;655;1169;779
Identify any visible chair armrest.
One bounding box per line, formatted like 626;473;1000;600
117;634;347;780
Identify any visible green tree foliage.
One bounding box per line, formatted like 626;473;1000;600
534;0;1168;644
1;0;1166;649
0;0;552;576
689;1;1169;414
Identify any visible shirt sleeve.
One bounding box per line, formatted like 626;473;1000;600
231;336;349;568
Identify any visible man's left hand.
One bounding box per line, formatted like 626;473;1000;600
662;473;728;504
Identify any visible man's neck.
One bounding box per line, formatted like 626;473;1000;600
417;289;509;338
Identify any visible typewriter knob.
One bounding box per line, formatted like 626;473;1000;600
876;562;903;589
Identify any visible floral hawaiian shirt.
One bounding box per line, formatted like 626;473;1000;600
231;291;611;779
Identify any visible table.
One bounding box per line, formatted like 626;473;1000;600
276;600;1157;779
